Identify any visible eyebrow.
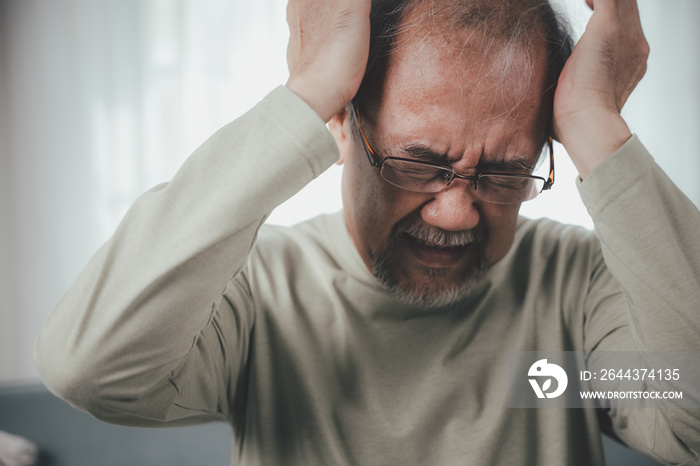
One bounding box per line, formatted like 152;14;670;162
398;143;536;174
398;144;450;164
477;157;535;174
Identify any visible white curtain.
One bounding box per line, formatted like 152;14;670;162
0;0;292;382
1;0;698;383
522;0;700;224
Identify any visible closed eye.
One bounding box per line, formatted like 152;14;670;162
478;157;535;175
398;144;450;165
481;176;530;189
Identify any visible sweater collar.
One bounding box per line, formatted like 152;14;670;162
323;210;520;319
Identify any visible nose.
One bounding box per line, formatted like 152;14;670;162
420;181;480;231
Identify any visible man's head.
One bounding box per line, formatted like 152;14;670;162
329;0;573;307
353;0;573;110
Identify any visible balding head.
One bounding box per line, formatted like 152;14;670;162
353;0;573;114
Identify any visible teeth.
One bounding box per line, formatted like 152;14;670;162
414;238;462;249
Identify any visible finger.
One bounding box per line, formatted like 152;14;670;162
587;0;622;16
594;0;641;22
617;0;643;27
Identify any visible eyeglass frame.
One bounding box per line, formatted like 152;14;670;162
352;104;555;203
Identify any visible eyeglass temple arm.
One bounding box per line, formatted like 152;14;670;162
354;106;381;167
543;136;555;190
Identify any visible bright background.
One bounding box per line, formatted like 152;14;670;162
1;0;698;383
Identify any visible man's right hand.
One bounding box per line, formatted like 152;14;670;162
285;0;371;123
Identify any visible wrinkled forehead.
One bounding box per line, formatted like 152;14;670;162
359;10;553;165
371;20;551;133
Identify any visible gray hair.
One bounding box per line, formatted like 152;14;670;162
352;0;574;113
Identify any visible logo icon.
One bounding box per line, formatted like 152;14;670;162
528;359;568;399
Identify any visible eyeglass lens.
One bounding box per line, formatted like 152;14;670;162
380;158;546;204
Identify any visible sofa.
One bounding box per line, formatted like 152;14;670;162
0;383;661;465
0;383;231;466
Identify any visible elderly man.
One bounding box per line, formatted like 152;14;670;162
36;0;700;464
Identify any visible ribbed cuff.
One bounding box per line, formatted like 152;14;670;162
257;85;340;178
576;135;655;218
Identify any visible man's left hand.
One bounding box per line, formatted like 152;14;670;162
553;0;649;179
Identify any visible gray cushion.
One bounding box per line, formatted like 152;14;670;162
0;383;661;465
0;384;232;466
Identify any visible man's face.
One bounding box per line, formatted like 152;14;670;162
333;26;551;307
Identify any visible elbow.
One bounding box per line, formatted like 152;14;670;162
34;328;177;425
34;331;100;412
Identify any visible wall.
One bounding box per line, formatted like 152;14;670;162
1;0;699;385
0;0;25;381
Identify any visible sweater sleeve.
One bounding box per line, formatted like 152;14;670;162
33;86;339;426
577;135;700;464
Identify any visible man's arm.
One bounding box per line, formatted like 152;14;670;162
557;0;700;461
34;0;372;425
33;88;339;425
558;0;700;356
580;135;700;464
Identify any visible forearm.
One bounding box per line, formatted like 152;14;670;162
579;135;700;350
557;109;633;180
34;86;339;423
580;136;700;461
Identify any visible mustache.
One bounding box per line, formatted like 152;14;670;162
395;221;483;247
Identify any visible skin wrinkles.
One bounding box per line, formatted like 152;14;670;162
332;13;553;308
393;143;538;175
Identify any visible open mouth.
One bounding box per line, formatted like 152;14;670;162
403;234;472;267
412;236;468;250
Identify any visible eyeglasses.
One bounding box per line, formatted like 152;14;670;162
353;105;554;205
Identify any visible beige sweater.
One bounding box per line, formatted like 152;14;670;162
35;86;700;465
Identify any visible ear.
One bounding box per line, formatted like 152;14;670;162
328;106;353;166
